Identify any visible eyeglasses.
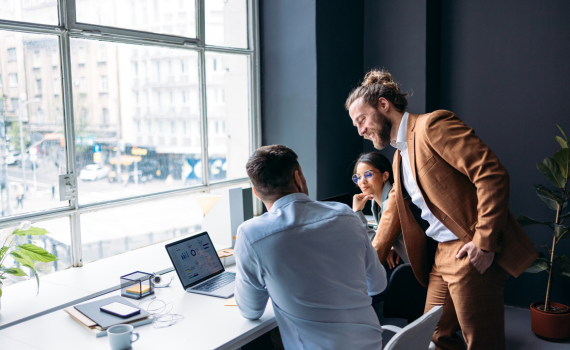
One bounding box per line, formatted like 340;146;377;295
352;170;380;184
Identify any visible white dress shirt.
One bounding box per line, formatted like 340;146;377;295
393;112;458;242
234;193;387;350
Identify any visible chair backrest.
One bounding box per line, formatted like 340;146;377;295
384;306;443;350
383;263;428;323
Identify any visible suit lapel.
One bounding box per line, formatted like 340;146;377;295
394;145;430;287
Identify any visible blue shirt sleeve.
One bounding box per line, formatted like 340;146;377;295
363;224;387;296
234;228;269;320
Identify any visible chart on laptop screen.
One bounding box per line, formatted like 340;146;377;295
168;235;223;283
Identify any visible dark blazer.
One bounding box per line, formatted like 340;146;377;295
372;110;538;287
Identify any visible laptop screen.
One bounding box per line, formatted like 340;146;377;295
165;232;225;289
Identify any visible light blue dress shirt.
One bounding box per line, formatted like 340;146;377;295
234;193;387;350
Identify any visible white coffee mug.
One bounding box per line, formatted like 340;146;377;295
108;324;140;350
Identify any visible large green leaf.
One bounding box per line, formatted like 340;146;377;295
557;124;569;145
17;244;58;262
556;136;569;149
557;255;570;278
525;257;550;273
0;246;8;259
9;251;34;269
13;227;49;237
517;215;552;227
534;184;565;210
554;148;570;179
537;158;565;188
0;266;27;277
555;225;569;240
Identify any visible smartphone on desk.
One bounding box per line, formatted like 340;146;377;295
100;302;141;318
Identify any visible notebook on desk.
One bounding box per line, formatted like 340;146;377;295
74;295;150;330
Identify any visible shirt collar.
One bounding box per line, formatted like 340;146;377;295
269;193;311;213
391;111;409;151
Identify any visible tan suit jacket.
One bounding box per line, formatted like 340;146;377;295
372;110;538;287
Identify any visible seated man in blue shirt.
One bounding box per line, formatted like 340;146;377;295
234;145;387;350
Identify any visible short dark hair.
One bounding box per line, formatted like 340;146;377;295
246;145;300;201
353;152;394;185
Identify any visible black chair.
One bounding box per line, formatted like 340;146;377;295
383;263;428;324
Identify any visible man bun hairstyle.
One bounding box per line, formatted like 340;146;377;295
345;69;409;112
246;145;300;201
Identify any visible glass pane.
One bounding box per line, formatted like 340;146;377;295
0;215;72;287
70;38;202;204
206;52;249;182
80;182;250;263
206;0;248;48
76;0;197;39
0;0;58;25
0;30;68;217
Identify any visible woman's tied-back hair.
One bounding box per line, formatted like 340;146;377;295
345;69;409;112
353;152;394;185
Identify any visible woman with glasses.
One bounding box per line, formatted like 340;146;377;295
352;152;409;268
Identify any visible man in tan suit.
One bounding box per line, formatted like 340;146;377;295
346;70;538;350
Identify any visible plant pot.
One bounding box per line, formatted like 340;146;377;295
530;302;570;340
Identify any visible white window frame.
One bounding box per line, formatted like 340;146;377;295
0;0;262;267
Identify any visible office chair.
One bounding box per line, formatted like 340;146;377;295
382;305;442;350
383;263;428;323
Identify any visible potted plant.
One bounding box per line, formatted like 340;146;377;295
0;221;58;311
518;124;570;340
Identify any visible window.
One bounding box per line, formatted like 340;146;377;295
51;49;59;67
11;98;19;111
98;45;107;62
0;0;258;282
53;78;60;95
7;47;16;61
102;108;109;125
78;47;85;65
9;73;18;87
100;76;108;93
33;50;42;68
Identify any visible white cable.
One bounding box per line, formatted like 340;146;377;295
137;296;184;328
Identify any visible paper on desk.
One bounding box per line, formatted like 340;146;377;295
196;196;221;216
224;297;237;306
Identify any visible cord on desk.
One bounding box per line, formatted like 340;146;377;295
138;296;184;329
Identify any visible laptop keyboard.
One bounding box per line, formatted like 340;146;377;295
192;272;235;293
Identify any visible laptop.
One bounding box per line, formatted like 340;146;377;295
165;232;235;298
319;193;353;208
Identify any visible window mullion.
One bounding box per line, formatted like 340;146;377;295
60;26;83;266
198;48;210;186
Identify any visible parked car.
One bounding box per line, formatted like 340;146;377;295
4;152;19;166
79;164;110;181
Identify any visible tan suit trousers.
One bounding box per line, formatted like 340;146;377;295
424;240;509;350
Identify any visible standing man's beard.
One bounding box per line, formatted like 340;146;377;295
366;111;392;150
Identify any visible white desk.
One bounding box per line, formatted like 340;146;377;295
0;269;277;350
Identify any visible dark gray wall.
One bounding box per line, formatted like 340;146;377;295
260;0;318;198
363;0;427;158
315;0;364;200
439;0;570;308
261;0;364;200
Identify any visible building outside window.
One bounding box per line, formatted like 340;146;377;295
7;47;16;61
9;73;18;87
0;0;258;285
100;75;108;93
